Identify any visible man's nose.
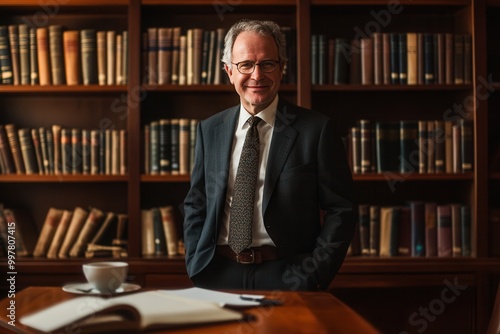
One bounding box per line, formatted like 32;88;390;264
251;64;266;80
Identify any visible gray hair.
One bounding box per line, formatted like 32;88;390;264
222;19;288;67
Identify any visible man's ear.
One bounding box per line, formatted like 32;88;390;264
224;63;234;84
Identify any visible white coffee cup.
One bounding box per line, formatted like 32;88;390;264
83;261;128;292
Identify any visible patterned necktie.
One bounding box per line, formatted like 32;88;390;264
228;116;261;254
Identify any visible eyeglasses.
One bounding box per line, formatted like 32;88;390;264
231;60;281;74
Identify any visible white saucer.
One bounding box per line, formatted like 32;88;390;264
62;282;141;295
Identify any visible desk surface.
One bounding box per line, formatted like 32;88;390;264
0;287;380;334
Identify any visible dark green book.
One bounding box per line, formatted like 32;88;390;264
81;29;98;85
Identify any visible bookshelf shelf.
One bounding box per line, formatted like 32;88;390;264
0;175;128;183
0;0;495;332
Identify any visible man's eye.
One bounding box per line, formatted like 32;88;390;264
239;62;254;70
261;61;275;69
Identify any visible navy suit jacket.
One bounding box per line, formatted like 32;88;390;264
183;98;355;290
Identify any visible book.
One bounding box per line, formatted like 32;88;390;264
107;30;116;85
437;204;452;257
2;208;37;257
379;206;399;257
69;207;105;257
18;128;38;175
58;207;88;258
409;201;425;256
19;290;243;333
81;29;98;85
0;125;16;174
0;26;14;84
29;28;39;85
141;208;155;257
46;210;73;259
8;25;20;85
159;205;178;256
97;31;107;85
358;204;370;256
33;207;63;258
49;25;65;85
63;30;80;85
425;202;437;257
369;205;380;256
5;124;26;174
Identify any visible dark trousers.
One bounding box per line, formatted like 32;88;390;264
191;254;318;291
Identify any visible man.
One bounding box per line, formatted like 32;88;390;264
183;19;354;291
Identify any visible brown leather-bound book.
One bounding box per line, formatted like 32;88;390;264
89;211;117;246
417;33;424;84
454;34;464;85
360;38;373;85
192;28;203;85
406;33;417;85
69;207;104;258
425;202;437;257
60;128;71;174
444;121;453;173
58;207;88;258
460;119;473;172
158;27;173;85
171;27;181;84
452;124;461;173
5;124;25;174
8;25;20;85
379;206;399;257
97;31;107;85
0;124;16;174
63;30;80;86
36;27;51;85
382;33;391;84
159;205;178;256
147;28;158;85
369;205;380;256
33;207;63;257
372;33;383;85
90;129;100;174
30;128;44;174
437;204;452;257
46;210;73;259
349;39;361;85
2;208;37;257
445;33;454;84
451;203;462;257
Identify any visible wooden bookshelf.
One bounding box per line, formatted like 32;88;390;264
0;0;498;332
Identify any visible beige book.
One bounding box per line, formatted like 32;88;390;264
46;210;73;259
52;125;62;175
111;129;120;175
159;206;178;256
179;35;187;85
58;207;88;258
63;30;80;85
36;27;51;85
115;33;123;85
213;28;224;85
407;32;417;85
192;28;203;85
120;129;127;175
158;27;172;85
106;30;116;85
69;207;104;257
33;207;63;257
186;29;193;85
97;31;107;85
147;28;158;85
141;209;155;257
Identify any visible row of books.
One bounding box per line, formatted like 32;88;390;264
144;118;199;175
0;25;128;86
144;26;297;86
312;32;472;85
347;119;473;174
141;205;181;257
348;201;472;258
0;124;127;175
0;205;128;259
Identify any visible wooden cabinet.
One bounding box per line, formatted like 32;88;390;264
1;0;499;332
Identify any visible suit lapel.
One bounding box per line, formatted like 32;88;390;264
263;100;298;214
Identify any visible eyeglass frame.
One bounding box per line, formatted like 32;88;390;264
230;59;282;74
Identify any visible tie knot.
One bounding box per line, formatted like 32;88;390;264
248;116;261;128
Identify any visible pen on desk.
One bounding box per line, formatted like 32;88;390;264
240;295;283;305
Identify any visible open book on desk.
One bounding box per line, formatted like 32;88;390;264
19;290;244;333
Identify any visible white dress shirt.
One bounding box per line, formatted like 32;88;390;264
217;95;279;247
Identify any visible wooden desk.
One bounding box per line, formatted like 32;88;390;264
0;287;380;333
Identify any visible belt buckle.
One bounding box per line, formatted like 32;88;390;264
236;248;255;264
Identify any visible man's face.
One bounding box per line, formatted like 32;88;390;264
225;31;283;115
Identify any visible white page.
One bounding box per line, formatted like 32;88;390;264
160;287;265;307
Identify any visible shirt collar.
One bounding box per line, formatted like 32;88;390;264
238;95;278;129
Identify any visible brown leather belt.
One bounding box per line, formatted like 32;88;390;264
216;245;282;264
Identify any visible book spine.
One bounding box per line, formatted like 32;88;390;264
106;31;116;85
5;124;26;174
29;28;39;85
158;27;172;85
90;130;100;175
460;119;473;172
334;38;350;85
461;205;471;256
360;38;373;85
454;34;464;84
424;33;435;84
171;27;181;84
389;33;399;84
82;129;90;175
18;128;38;175
63;31;80;86
18;24;30;85
437;205;452;257
81;29;98;85
61;128;72;174
120;129;127;175
37;27;51;85
71;128;82;174
122;31;128;85
0;125;16;174
147;28;158;85
358;204;370;256
179;118;190;175
398;33;407;84
0;26;14;84
49;25;65;85
406;32;417;85
8;25;20;85
159;119;171;175
451;203;462;257
410;201;425;256
115;34;123;85
31;128;44;174
33;207;63;258
149;121;159;175
170;118;180;175
425;202;437;257
97;31;107;86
